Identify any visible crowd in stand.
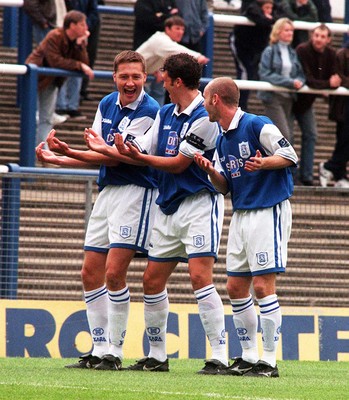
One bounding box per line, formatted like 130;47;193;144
22;0;348;187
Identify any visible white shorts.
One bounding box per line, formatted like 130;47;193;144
226;200;292;276
148;191;224;262
84;185;157;254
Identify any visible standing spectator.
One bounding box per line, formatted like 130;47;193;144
23;0;59;44
94;53;228;374
26;10;94;147
133;0;179;50
23;0;68;126
319;44;349;188
280;0;318;48
258;18;305;142
136;16;209;105
36;50;160;370
175;0;209;53
312;0;332;22
293;24;341;185
195;77;298;378
229;0;287;111
56;0;100;118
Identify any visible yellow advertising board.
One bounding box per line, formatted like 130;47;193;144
1;300;349;361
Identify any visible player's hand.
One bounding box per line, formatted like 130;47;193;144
84;128;108;153
194;153;214;173
46;129;70;155
115;133;141;159
35;142;61;165
244;149;263;172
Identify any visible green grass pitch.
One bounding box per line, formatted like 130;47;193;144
0;358;348;400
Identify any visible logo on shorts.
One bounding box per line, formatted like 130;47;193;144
256;252;268;266
193;235;205;248
120;226;132;238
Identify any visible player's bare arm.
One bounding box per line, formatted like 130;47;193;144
244;150;293;172
194;153;228;194
45;129;119;167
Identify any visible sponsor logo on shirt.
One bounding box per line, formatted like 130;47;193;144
165;131;179;156
102;118;112;124
227;154;242;178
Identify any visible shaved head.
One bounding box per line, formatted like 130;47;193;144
205;77;240;107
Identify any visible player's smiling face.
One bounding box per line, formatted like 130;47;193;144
113;62;146;106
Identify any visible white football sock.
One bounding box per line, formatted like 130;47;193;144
144;289;169;362
84;285;109;358
257;294;281;367
230;294;259;364
108;286;130;360
195;284;228;366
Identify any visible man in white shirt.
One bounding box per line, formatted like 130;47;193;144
136;15;209;105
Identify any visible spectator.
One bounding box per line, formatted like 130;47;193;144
133;0;179;50
319;44;349;188
36;50;160;370
23;0;62;44
293;24;341;186
23;0;68;126
175;0;209;53
312;0;332;22
194;76;298;378
26;10;94;147
229;0;287;111
136;16;209;105
258;18;305;142
280;0;318;48
56;0;100;118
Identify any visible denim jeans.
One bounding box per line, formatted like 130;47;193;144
293;107;317;182
56;76;82;111
37;83;58;146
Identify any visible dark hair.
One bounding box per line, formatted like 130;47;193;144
63;10;86;30
164;16;185;29
312;23;332;37
113;50;146;73
162;53;202;90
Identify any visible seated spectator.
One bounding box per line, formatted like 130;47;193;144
230;0;287;111
293;24;341;186
25;10;94;147
136;16;209;106
280;0;318;48
258;17;305;142
133;0;179;50
319;43;349;188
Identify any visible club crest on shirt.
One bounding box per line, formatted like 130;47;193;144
120;226;132;238
193;235;205;248
238;141;251;159
179;122;189;139
256;251;268;266
118;116;131;132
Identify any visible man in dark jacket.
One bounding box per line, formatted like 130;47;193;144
26;10;94;147
133;0;179;49
293;24;341;186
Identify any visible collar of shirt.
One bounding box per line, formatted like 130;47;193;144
116;89;145;110
173;91;203;116
224;107;244;133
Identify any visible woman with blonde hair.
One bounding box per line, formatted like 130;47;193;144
258;18;305;142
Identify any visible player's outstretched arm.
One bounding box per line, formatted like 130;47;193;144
244;150;293;172
194;153;228;194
